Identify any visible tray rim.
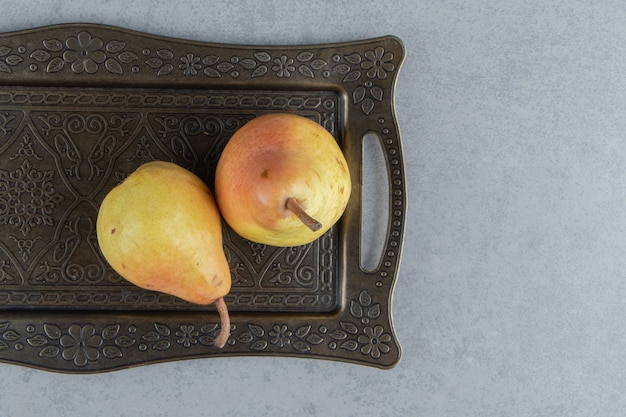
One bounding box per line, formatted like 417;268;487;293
0;23;407;372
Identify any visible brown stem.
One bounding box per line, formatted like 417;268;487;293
285;197;322;232
213;297;230;349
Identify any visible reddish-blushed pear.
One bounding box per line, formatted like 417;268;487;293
96;161;231;348
215;113;351;247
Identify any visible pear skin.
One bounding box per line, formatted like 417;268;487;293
215;113;351;247
96;161;231;348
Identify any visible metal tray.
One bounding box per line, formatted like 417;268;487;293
0;24;406;372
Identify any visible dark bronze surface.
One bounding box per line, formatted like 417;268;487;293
0;24;406;372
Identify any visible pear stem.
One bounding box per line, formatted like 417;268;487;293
285;197;322;232
213;297;230;349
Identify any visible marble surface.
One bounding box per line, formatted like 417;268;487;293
2;1;626;416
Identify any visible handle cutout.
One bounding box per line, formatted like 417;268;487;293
360;132;390;272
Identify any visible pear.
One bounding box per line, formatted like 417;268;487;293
96;161;231;348
215;113;351;247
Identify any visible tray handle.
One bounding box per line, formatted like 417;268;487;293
331;35;406;368
360;131;393;272
342;111;406;297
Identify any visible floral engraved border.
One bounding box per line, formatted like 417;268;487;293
0;290;393;370
233;290;392;359
25;32;137;75
18;31;397;83
0;28;401;117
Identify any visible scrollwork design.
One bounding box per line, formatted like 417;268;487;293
53;132;82;179
8;235;41;262
87;134;117;179
0;111;17;137
266;245;315;287
0;259;19;284
33;216;107;285
34;111;137;187
9;132;42;161
65;113;107;135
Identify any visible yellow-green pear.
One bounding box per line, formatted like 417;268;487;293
96;161;231;348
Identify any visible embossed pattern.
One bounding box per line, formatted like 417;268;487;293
0;289;389;369
0;24;405;371
2;28;396;116
0;87;339;312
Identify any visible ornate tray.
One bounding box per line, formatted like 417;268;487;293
0;24;406;372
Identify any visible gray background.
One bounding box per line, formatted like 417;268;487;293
2;1;626;416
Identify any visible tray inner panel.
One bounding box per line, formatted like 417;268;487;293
0;86;341;313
